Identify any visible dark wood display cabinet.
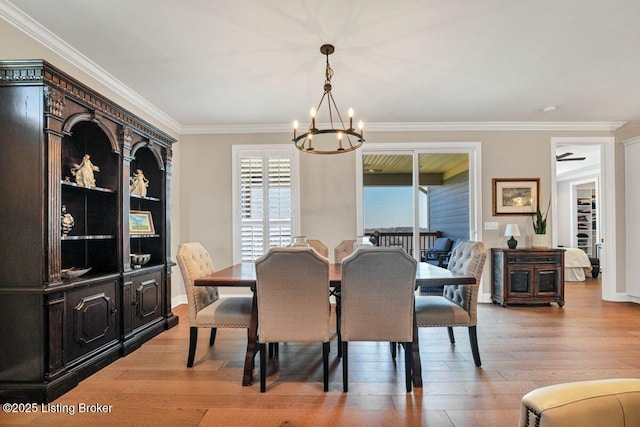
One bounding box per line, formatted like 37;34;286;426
0;60;178;403
491;248;565;307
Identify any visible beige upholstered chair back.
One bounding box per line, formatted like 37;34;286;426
307;239;329;258
334;239;356;263
443;240;487;325
341;247;417;342
255;247;331;343
176;242;219;325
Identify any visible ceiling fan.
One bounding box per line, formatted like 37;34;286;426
556;152;586;162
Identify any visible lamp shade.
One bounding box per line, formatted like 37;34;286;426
504;224;520;237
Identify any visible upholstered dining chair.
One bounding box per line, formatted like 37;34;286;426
307;239;329;258
255;246;331;392
414;240;487;367
334;240;356;263
332;239;355;357
340;246;418;392
176;242;252;367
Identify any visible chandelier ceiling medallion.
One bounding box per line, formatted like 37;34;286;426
292;44;364;154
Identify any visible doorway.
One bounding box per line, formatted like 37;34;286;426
551;137;617;301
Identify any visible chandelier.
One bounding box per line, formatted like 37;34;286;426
292;44;364;154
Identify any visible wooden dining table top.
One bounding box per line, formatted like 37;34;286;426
194;261;476;288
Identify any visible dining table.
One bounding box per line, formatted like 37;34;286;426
194;261;476;388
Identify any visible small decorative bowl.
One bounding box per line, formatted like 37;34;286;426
61;267;92;279
130;253;151;268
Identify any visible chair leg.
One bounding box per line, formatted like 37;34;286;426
405;341;413;393
342;341;348;392
187;327;198;367
469;326;481;367
323;342;330;392
209;328;217;346
447;326;455;344
268;343;276;358
390;342;397;360
259;342;267;392
336;296;342;358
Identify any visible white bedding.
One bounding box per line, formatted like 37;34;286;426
563;247;591;281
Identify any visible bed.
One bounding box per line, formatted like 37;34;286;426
563;248;592;281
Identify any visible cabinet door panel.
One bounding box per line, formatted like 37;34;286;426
131;271;163;331
66;280;119;363
537;269;559;293
508;266;534;296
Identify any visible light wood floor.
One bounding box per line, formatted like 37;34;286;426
6;278;640;427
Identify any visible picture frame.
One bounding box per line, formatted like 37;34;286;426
129;210;155;234
492;178;540;215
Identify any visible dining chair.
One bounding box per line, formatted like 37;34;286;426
340;246;418;392
255;246;331;392
307;239;329;258
334;239;356;263
176;242;253;367
332;239;355;357
414;240;487;366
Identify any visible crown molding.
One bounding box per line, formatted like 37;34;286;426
622;136;640;146
181;121;626;135
0;0;181;133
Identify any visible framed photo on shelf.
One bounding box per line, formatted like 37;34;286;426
492;178;539;215
129;210;155;234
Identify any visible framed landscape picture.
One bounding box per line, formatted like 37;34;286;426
129;210;155;234
492;178;539;215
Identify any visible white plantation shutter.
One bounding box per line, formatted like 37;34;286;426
233;146;299;262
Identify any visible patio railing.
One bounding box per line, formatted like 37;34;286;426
365;231;442;256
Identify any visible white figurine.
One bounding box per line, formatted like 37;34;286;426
130;169;149;197
71;154;100;188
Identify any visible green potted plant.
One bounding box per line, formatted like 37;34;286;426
531;199;551;248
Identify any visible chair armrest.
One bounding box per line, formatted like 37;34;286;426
421;249;451;265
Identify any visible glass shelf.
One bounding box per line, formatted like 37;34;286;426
61;235;117;241
61;180;116;193
130;194;161;202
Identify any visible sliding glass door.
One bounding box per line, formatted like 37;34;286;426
358;144;479;260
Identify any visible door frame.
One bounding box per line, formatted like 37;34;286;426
551;136;618;301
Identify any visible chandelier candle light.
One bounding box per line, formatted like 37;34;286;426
292;44;364;154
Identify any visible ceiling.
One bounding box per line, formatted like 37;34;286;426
2;0;640;134
364;153;468;176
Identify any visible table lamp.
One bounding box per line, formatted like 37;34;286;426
504;224;520;249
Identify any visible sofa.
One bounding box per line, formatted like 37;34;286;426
519;378;640;427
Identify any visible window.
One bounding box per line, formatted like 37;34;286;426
233;145;299;262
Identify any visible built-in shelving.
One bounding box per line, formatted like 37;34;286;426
0;59;177;404
575;187;597;256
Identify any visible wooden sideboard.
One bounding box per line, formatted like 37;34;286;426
491;248;565;307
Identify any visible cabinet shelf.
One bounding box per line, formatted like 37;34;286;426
130;234;161;239
62;235;116;241
130;194;160;202
61;180;116;194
